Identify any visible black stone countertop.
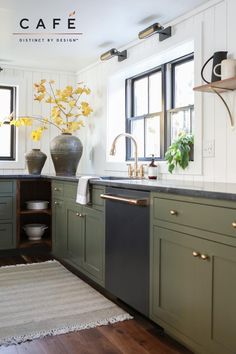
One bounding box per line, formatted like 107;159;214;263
1;174;236;201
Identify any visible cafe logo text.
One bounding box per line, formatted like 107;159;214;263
13;11;82;44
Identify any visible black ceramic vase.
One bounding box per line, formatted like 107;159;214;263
25;149;47;175
50;133;83;176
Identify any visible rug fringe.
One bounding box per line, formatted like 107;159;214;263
0;313;133;346
0;260;57;269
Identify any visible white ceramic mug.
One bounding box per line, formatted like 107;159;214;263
213;59;236;80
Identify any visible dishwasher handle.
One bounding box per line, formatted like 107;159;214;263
100;193;149;206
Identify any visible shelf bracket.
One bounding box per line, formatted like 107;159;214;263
210;87;234;127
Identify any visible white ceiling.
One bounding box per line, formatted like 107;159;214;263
0;0;210;72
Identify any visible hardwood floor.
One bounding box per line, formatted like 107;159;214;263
0;255;192;354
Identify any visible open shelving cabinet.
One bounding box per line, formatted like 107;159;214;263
194;76;236;127
16;179;52;249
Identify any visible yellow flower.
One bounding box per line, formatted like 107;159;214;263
19;118;33;126
2;80;93;141
53;115;64;126
10;119;21;127
46;96;54;104
81;102;93;116
74;86;83;95
63;86;73;97
69;100;76;108
31;128;42;141
34;93;45;102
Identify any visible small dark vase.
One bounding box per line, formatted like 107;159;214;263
50;133;83;176
25;149;47;175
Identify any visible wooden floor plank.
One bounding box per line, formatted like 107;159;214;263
59;328;123;354
0;255;192;354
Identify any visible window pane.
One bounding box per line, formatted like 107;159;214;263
0;124;11;157
130;119;144;158
0;88;11;120
133;77;148;116
174;59;194;108
149;71;162;113
145;116;161;158
170;109;192;143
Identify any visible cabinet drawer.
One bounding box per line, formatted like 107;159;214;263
52;182;64;197
154;197;236;238
64;182;77;200
0;224;14;249
0;197;13;220
0;181;13;194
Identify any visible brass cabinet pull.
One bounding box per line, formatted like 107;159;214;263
76;213;85;217
54;187;61;191
232;222;236;228
54;201;61;205
170;210;178;216
201;254;209;260
100;194;149;206
192;251;200;257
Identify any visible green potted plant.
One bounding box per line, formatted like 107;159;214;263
165;132;194;173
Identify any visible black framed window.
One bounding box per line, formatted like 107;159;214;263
168;55;194;144
126;53;194;160
0;86;16;160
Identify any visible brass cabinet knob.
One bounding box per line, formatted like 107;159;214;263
76;213;85;217
232;222;236;228
201;254;209;260
170;210;178;216
192;251;200;257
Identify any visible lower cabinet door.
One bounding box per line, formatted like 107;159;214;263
81;207;105;285
0;223;14;249
65;200;83;267
52;199;66;257
209;241;236;354
151;226;212;350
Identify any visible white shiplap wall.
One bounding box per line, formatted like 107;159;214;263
1;0;236;182
0;67;75;175
76;0;236;183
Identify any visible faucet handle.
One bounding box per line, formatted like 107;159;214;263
133;164;139;178
139;164;145;178
127;164;133;178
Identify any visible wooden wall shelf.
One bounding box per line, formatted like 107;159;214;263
194;77;236;93
194;77;236;127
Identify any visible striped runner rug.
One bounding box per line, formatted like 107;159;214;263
0;260;132;346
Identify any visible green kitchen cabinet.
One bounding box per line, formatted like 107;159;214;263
0;180;16;250
81;206;105;283
151;226;211;353
64;200;83;267
64;203;105;286
52;197;66;257
150;192;236;354
52;180;105;286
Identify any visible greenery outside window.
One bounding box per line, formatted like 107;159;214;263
126;53;194;161
0;86;16;160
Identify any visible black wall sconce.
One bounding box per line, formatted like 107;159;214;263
100;48;127;62
0;67;3;73
138;23;171;42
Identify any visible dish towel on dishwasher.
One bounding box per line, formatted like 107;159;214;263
76;176;99;205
